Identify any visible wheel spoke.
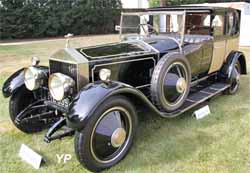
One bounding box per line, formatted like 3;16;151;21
114;111;122;127
175;65;183;78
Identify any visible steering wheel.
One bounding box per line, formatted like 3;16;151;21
138;24;158;35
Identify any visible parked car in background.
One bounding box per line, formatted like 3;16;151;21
2;6;247;172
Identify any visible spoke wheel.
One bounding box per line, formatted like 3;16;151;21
162;62;188;107
90;106;132;163
74;96;137;172
224;61;241;95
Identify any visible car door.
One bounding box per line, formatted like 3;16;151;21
208;13;226;74
224;10;240;61
184;12;212;76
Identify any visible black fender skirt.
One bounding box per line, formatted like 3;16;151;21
2;68;26;98
67;81;166;131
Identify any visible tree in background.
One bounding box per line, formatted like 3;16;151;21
149;0;250;7
0;0;122;39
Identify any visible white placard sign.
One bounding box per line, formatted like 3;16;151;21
19;144;43;169
194;105;211;120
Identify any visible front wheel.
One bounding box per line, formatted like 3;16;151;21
9;86;48;133
74;95;138;172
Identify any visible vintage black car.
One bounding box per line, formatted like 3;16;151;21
2;6;247;172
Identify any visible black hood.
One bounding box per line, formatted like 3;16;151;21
143;37;179;55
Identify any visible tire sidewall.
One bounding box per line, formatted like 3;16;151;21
227;61;241;94
74;95;138;172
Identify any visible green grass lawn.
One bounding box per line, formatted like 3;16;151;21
0;36;250;173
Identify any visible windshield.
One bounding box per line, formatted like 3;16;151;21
120;12;186;39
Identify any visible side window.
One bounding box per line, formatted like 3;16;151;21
185;13;211;35
226;12;234;35
226;11;240;36
212;15;225;36
234;11;240;35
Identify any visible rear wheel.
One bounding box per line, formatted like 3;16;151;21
224;61;241;95
74;96;138;172
9;87;47;133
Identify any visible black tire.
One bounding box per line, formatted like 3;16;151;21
74;95;138;172
224;61;241;95
151;53;191;112
9;86;47;133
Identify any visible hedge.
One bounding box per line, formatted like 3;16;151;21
0;0;122;39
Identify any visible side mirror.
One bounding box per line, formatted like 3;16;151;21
115;25;121;32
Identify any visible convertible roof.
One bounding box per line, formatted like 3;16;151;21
122;6;235;13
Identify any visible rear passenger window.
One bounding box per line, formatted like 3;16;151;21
212;15;225;36
226;11;240;36
234;12;240;35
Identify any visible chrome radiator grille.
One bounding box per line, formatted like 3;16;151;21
49;60;77;82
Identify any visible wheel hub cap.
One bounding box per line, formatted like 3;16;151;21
111;128;126;148
176;78;187;93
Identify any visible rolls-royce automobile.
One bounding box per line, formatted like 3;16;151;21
2;6;247;172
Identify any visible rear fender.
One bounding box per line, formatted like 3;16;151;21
221;51;247;78
66;81;158;131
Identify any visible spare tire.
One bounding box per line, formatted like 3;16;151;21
150;53;191;112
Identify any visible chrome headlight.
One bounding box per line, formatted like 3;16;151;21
99;68;111;81
24;67;46;91
49;73;75;101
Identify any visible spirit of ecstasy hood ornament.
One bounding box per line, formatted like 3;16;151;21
64;33;74;48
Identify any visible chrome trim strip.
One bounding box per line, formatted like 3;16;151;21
190;76;209;87
209;87;220;91
135;40;160;59
91;57;156;83
136;84;151;89
136;39;159;53
89;52;156;63
200;90;213;94
180;10;186;46
186;99;196;103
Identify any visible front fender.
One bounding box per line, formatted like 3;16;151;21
2;68;25;98
66;81;159;131
2;66;49;98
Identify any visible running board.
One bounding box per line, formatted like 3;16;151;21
160;82;230;118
